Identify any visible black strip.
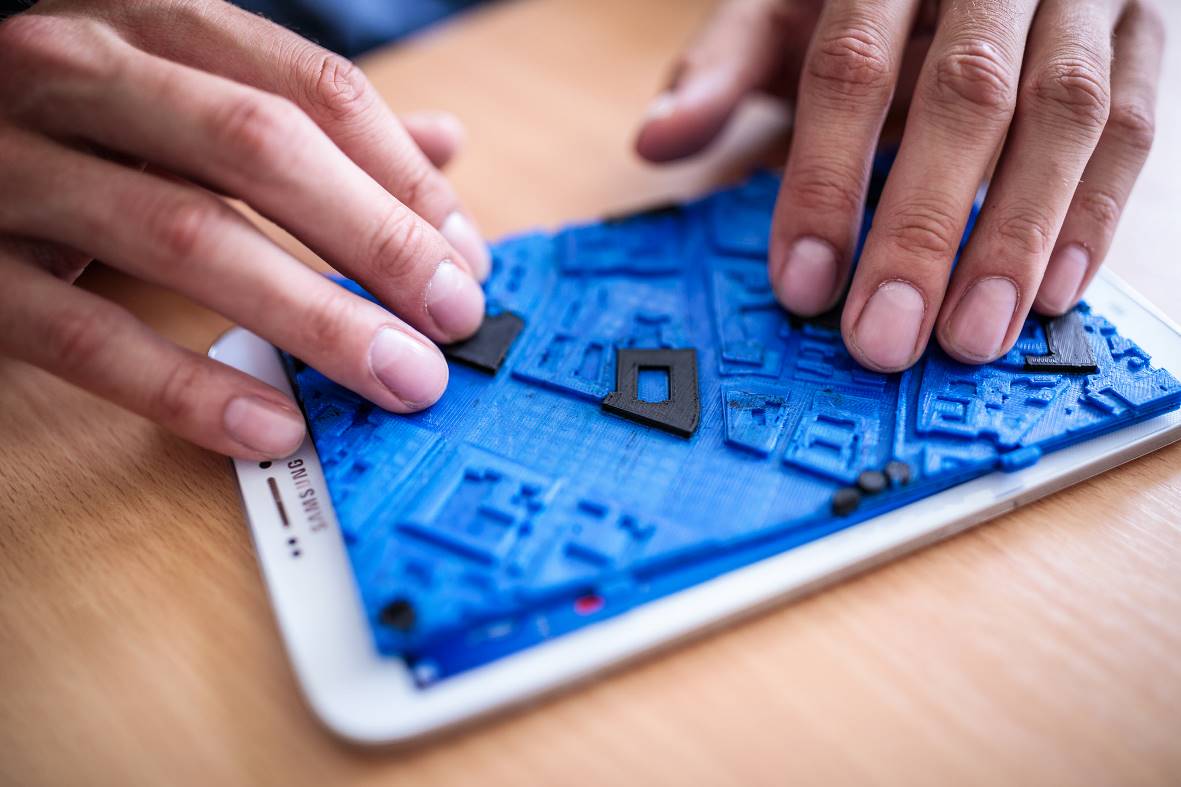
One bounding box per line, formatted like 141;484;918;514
1024;311;1098;373
604;202;681;224
267;477;290;528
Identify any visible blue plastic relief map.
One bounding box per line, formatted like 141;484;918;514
283;168;1181;685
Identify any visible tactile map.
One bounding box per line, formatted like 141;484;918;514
283;169;1181;685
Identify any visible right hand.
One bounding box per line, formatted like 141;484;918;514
637;0;1162;373
0;0;491;460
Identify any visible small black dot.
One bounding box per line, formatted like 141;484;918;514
288;537;297;545
259;461;272;469
379;598;417;632
832;487;861;517
856;470;887;495
292;550;302;558
884;461;912;487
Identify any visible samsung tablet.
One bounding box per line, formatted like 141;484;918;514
210;176;1181;745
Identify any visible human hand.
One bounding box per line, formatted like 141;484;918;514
637;0;1163;371
0;0;491;460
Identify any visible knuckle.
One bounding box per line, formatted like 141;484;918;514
154;358;207;424
806;22;894;100
1077;189;1123;230
789;161;863;214
1026;57;1111;131
306;51;376;123
883;199;964;259
994;206;1055;257
213;92;305;172
926;41;1017;121
1107;101;1156;156
145;197;220;261
45;304;107;374
366;208;428;287
0;13;126;77
0;13;112;82
0;13;58;55
392;158;435;212
295;290;362;360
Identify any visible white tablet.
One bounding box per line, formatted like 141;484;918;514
211;262;1181;746
211;168;1180;743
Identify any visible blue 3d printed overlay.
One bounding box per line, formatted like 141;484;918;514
282;170;1181;686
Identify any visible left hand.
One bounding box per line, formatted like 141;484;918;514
636;0;1164;372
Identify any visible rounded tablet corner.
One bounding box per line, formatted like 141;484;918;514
206;328;291;391
294;668;459;749
300;689;403;748
207;324;251;359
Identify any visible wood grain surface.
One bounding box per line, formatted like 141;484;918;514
3;1;1181;784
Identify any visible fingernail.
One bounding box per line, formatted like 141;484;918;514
777;237;839;315
1039;244;1089;314
223;396;305;458
645;91;677;121
852;281;926;371
441;211;492;281
945;277;1019;362
368;327;448;408
426;259;485;340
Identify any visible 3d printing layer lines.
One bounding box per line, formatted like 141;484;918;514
283;172;1181;683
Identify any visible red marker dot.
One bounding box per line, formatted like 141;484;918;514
574;594;604;615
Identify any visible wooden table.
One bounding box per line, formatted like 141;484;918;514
3;1;1181;784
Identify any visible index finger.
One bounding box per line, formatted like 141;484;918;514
86;0;491;280
770;0;918;317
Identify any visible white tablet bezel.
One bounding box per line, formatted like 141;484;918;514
210;268;1181;746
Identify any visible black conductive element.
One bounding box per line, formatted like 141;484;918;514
789;293;846;332
1024;310;1098;374
604;202;681;224
885;460;912;487
857;470;888;495
379;598;417;631
442;312;525;374
831;487;862;517
602;348;700;437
